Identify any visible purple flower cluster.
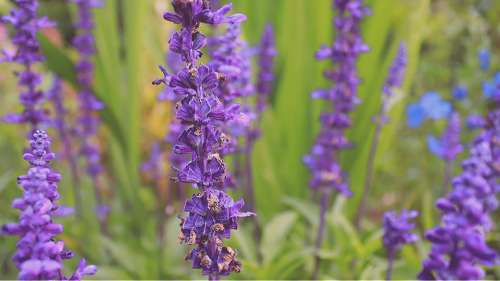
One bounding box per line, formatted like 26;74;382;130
418;110;500;280
383;210;419;257
71;0;104;179
304;0;370;196
256;25;277;114
1;0;54;128
427;112;463;161
159;1;252;278
380;43;407;122
1;130;96;280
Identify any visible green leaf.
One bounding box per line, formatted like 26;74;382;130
260;211;297;264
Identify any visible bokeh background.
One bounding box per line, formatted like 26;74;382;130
0;0;499;279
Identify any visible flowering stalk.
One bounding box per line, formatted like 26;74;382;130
303;1;369;279
1;0;53;129
71;0;105;218
355;43;407;229
418;109;499;280
1;130;96;280
158;1;253;279
382;210;419;280
46;76;83;213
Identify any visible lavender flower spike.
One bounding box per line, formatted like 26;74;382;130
1;130;96;280
383;210;419;280
355;43;407;228
427;112;463;194
304;1;369;279
71;0;104;180
1;0;54;128
159;1;253;279
418;110;500;280
256;24;277;114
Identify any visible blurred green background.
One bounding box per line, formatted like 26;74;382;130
0;0;499;279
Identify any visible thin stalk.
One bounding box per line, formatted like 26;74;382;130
208;273;219;281
355;116;383;229
442;160;453;195
244;137;262;254
92;177;109;236
312;190;330;280
62;134;83;218
386;250;395;281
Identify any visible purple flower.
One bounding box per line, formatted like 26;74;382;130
157;1;253;278
418;110;500;280
256;24;277;114
70;0;103;180
426;112;463;161
1;0;54;128
383;43;407;99
383;210;419;256
1;130;96;280
466;114;486;130
304;0;370;196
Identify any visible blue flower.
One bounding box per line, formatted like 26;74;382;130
452;85;467;100
478;48;490;71
483;81;494;98
420;92;451;120
427;135;443;157
407;103;425;128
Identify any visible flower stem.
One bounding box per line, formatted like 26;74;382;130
355;118;383;229
386;250;395;281
312;190;330;280
442;160;453;195
209;273;219;281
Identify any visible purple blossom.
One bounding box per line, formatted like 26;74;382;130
304;0;370;196
1;0;54;128
383;210;419;280
382;43;407;99
1;130;96;280
157;1;253;278
383;210;419;256
418;110;500;280
256;24;277;114
427;112;463;161
71;0;103;180
466;114;486;130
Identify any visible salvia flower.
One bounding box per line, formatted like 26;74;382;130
382;43;407;99
466;114;486;130
71;0;103;181
1;0;54;128
1;130;96;280
304;0;370;196
383;210;419;256
478;48;490;71
418;110;500;280
159;1;253;279
256;24;277;114
427;112;463;161
452;85;467;101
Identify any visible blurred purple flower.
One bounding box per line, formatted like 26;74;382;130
466;114;486;130
418;110;500;280
1;0;54;128
1;130;96;280
256;24;277;114
383;210;419;253
420;92;452;120
71;0;103;181
426;112;463;161
304;0;370;196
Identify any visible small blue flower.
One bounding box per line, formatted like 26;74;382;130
420;92;451;120
452;85;467;100
478;49;490;71
483;81;493;98
427;135;443;157
407;103;425;128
